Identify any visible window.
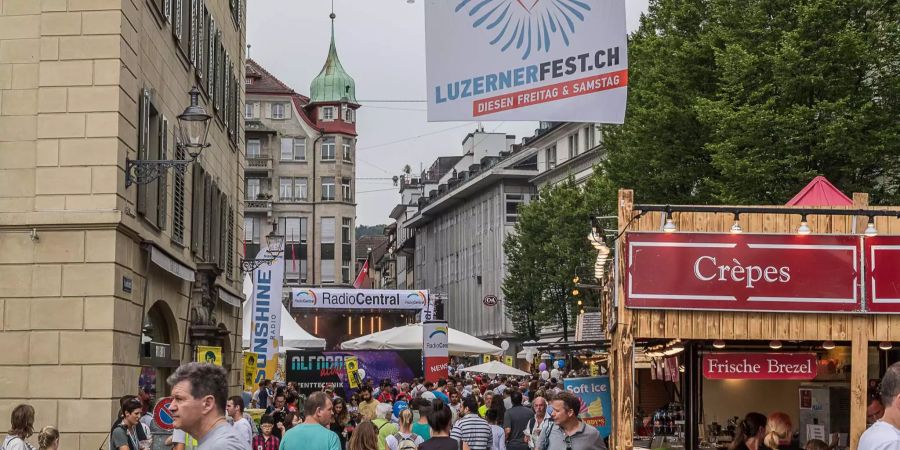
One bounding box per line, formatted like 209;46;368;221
293;139;306;161
294;178;308;201
280;217;309;282
342;141;352;162
278;178;307;201
584;125;593;151
280;138;293;160
505;193;526;223
322;177;335;201
245;102;254;119
568;134;578;158
272;103;285;119
279;178;293;201
137;88;167;230
321;217;336;283
343;107;354;122
342;177;352;202
546;145;557;170
342;218;352;284
243;216;259;243
246;178;260;200
247;139;261;158
322;106;334;120
321;137;336;160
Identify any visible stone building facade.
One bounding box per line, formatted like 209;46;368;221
0;0;245;446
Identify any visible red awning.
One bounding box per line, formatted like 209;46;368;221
786;176;852;206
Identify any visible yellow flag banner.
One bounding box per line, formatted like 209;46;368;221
483;354;491;364
197;346;222;366
243;352;259;391
504;356;514;366
345;356;360;389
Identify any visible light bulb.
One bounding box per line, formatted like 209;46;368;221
769;340;782;349
865;221;878;237
713;339;726;349
663;218;677;233
730;220;743;234
822;340;835;350
880;341;893;351
798;221;811;235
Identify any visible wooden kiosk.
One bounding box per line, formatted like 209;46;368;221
608;189;900;450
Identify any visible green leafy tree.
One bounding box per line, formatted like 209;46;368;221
601;0;899;205
503;179;597;341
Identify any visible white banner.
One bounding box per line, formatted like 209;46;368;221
425;0;628;123
291;288;429;310
423;321;449;358
250;248;284;384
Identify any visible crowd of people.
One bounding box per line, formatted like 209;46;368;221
242;372;606;450
0;364;605;450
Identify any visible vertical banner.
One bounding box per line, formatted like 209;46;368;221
423;321;449;382
250;248;284;385
504;356;514;367
243;352;258;392
424;0;628;123
564;376;613;438
196;346;222;366
483;354;491;364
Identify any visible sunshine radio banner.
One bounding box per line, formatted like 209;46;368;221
564;376;612;438
250;249;284;385
424;0;628;123
291;288;429;310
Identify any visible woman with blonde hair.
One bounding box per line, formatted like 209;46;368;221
37;426;58;450
764;412;798;450
348;421;379;450
386;409;424;450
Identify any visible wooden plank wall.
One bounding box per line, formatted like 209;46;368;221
611;190;900;450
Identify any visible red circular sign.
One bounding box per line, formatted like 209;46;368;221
153;397;175;430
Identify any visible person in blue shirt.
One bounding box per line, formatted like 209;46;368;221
280;392;340;450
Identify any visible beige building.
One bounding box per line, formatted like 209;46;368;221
242;24;357;289
0;0;246;445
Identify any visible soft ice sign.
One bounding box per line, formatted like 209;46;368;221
625;233;860;312
702;353;818;380
563;376;612;438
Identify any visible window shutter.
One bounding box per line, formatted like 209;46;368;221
172;0;182;39
283;102;292;119
264;103;272;119
136;88;151;217
179;0;190;57
206;17;215;96
218;194;227;270
157;116;168;229
227;203;235;280
189;0;197;65
253;102;260;119
172;144;186;245
191;164;204;255
162;0;171;22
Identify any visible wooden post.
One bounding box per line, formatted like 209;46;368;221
849;192;870;449
610;189;635;450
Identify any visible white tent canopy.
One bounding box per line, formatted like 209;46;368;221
241;301;326;350
340;323;502;356
459;360;530;376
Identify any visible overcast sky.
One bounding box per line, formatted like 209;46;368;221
247;0;650;226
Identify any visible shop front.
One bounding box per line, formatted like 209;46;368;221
607;189;900;450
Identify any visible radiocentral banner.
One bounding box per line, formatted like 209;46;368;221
423;321;449;382
291;288;429;310
250;249;284;384
424;0;628;123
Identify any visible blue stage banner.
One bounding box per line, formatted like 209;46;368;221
563;376;612;438
285;350;423;394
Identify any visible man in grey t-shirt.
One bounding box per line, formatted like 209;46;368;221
505;391;534;450
544;392;606;450
167;363;245;450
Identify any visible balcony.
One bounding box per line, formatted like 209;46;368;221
245;155;272;174
244;198;273;216
396;226;415;255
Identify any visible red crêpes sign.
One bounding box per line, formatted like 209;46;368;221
702;353;818;380
625;233;860;313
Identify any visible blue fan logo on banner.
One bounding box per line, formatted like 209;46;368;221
456;0;592;60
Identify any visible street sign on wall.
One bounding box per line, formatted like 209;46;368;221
702;353;818;380
625;233;861;313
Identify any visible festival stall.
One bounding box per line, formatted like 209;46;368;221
606;188;900;450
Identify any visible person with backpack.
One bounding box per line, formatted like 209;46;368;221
2;404;35;450
372;403;399;450
386;410;424;450
523;396;550;450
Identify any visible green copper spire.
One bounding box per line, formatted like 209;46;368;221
309;12;357;104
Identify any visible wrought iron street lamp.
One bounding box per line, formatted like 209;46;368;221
125;87;212;187
241;227;285;273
